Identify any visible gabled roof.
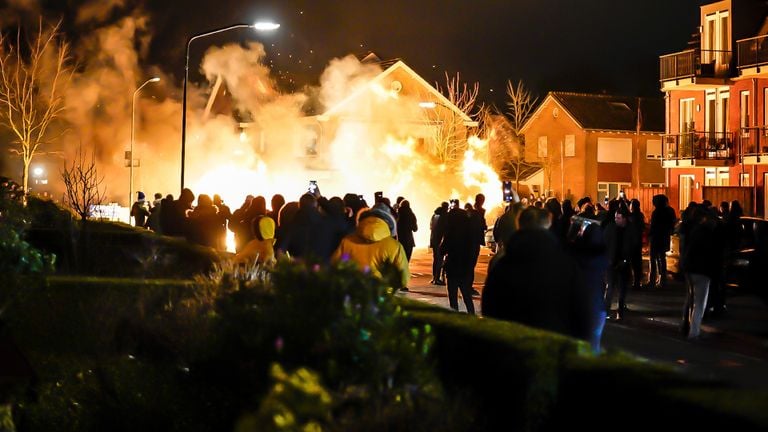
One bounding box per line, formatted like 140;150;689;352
319;59;475;125
521;92;664;134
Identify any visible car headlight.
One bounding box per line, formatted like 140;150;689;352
732;258;750;267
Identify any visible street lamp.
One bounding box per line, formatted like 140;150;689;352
180;21;280;191
130;77;161;208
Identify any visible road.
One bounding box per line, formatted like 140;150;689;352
402;247;768;389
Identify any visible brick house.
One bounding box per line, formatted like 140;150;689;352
659;0;768;215
520;92;665;203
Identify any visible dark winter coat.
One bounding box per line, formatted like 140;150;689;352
482;228;592;341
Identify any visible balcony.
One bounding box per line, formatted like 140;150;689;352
740;126;768;164
659;49;732;91
737;35;768;78
661;131;734;168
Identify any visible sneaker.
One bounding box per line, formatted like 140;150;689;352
434;279;446;286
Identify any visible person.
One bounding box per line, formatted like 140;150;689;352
234;215;277;266
267;194;286;226
395;199;418;262
213;194;231;250
603;205;637;320
628;199;645;291
647;194;676;289
332;208;409;290
483;207;595;349
130;191;150;228
145;193;164;233
429;202;449;285
492;201;524;254
679;205;720;339
435;199;475;314
467;194;487;295
187;194;222;248
276;193;337;261
163;188;195;237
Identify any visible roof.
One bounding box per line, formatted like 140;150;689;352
523;92;664;133
320;59;475;125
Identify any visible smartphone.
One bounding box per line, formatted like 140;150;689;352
374;191;383;203
502;180;513;202
308;180;318;194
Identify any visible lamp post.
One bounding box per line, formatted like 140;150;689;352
180;21;279;191
130;77;161;209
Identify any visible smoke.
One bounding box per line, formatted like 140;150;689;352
0;4;499;243
75;0;127;25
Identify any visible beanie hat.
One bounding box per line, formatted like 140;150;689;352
137;191;145;200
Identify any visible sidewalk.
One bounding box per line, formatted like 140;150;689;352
402;247;489;312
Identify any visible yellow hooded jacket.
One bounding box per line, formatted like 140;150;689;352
332;215;409;288
234;216;276;265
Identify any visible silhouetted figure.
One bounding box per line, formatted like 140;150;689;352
213;194;231;250
267;194;286;226
629;199;645;290
230;195;254;252
435;199;475;314
484;207;594;347
146;193;164;233
647;194;676;289
130;191;150;228
429;202;449;285
396;199;418;262
188;194;222;248
679;205;719;339
604;205;637;320
276;194;336;261
163;188;194;237
467;193;487;293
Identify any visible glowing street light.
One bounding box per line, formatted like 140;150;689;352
180;21;280;191
130;77;161;208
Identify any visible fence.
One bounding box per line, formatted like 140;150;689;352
623;187;668;218
702;186;753;216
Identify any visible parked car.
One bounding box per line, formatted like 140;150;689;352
666;216;768;304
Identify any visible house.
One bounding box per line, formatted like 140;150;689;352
207;53;477;175
520;92;665;203
659;0;768;215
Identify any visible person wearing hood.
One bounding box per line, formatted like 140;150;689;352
332;209;409;290
130;191;150;228
234;215;277;265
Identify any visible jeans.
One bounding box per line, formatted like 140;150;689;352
683;273;710;338
431;247;444;281
446;263;475;314
648;248;667;286
605;263;631;312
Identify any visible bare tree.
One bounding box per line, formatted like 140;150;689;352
478;104;540;191
0;20;72;203
61;145;105;221
424;72;479;167
505;79;538;135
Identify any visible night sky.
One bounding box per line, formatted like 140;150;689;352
143;0;707;108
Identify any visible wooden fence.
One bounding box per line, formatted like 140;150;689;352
702;186;754;216
623;187;668;218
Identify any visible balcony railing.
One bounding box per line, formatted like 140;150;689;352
663;131;734;160
737;34;768;69
739;126;768;156
660;49;732;81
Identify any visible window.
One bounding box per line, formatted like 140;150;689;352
740;172;751;186
680;98;695;132
537;136;548;158
597;137;632;163
703;10;730;71
564;135;575;157
597;182;631;204
646;139;662;159
705;167;729;186
741;90;751;134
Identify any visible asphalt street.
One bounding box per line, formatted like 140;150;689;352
402;247;768;389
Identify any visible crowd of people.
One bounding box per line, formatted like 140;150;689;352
129;185;746;353
481;192;746;352
129;187;420;289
